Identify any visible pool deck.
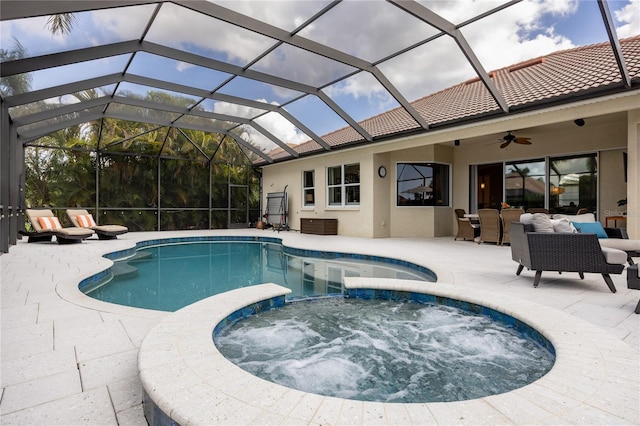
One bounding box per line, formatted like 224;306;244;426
1;229;639;425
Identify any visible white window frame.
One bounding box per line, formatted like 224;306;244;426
302;170;315;208
327;163;360;207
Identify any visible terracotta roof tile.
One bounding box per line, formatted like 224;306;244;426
265;36;639;161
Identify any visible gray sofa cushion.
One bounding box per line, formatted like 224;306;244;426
551;218;576;233
599;238;640;252
553;213;596;222
531;213;554;233
601;247;627;265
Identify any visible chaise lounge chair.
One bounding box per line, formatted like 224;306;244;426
67;209;128;239
22;209;94;244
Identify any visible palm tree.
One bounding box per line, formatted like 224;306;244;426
46;14;75;36
0;39;32;96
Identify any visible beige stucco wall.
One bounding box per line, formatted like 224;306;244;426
627;109;640;239
262;93;639;239
262;148;375;237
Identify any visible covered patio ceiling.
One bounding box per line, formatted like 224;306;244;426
1;0;637;165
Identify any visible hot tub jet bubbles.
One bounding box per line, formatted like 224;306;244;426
215;297;555;403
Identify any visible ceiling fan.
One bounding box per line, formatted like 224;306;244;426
500;131;532;148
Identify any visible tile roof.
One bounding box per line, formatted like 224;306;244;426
265;36;640;161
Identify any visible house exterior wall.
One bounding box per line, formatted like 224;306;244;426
627;109;640;239
262;94;639;239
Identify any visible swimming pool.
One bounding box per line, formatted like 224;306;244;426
82;237;436;311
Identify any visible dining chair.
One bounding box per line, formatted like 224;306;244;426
477;209;502;244
500;208;525;245
454;209;480;241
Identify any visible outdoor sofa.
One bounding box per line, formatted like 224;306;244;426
554;213;640;265
22;209;94;244
67;209;128;239
510;220;627;292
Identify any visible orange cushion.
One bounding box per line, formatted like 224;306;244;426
37;216;62;230
76;214;97;228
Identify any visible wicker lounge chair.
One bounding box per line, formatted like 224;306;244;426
500;208;524;245
627;264;640;314
67;209;128;239
22;209;94;244
454;209;480;241
510;222;626;292
477;209;501;244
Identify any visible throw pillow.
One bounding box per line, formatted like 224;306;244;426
531;213;554;233
551;218;576;233
37;216;62;230
519;213;534;225
76;214;97;228
572;221;608;238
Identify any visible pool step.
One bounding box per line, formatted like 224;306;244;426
111;262;138;280
128;251;153;262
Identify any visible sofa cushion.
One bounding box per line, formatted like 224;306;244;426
599;238;640;252
572;221;608;238
519;213;534;225
531;213;554;233
601;247;627;265
551;218;576;233
554;213;596;222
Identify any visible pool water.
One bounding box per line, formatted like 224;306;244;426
215;297;555;403
86;241;435;311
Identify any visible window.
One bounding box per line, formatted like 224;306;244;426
327;163;360;206
505;159;545;210
303;170;315;207
549;154;597;214
397;163;450;206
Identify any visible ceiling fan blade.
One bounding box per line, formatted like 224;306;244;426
500;140;511;149
514;137;532;144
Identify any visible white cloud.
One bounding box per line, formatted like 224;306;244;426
213;100;308;149
210;0;329;32
144;3;275;66
375;0;578;101
615;0;640;38
252;111;310;148
175;61;195;72
323;72;394;111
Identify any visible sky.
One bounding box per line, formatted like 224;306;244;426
1;0;639;152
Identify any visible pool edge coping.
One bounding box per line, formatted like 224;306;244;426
137;279;640;425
